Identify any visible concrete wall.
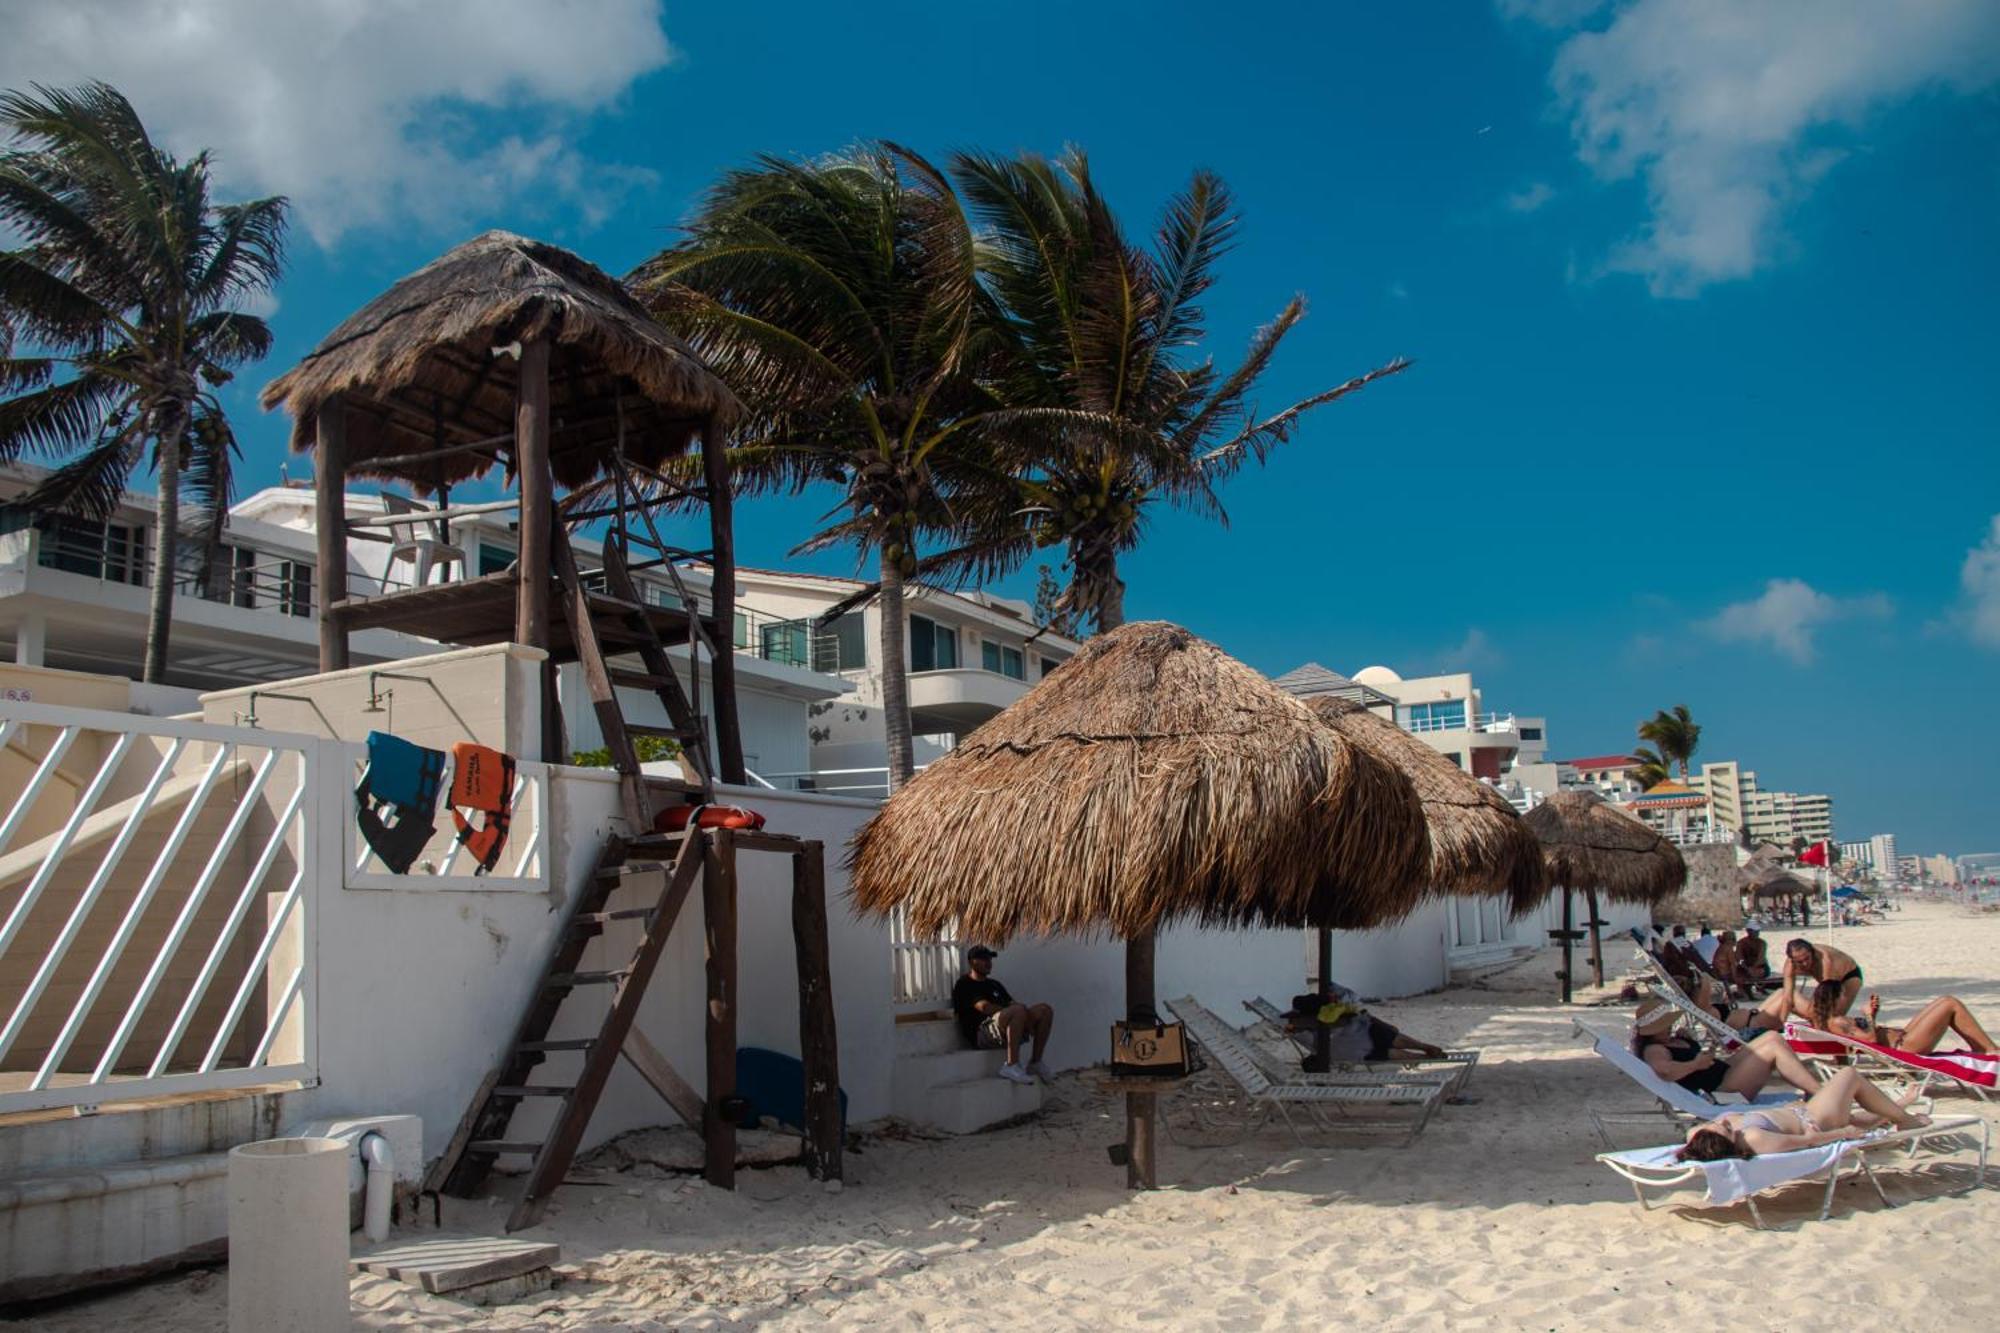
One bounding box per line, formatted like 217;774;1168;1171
1327;901;1453;998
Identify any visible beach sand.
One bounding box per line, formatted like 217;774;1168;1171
17;899;1997;1332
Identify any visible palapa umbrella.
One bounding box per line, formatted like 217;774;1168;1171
850;621;1432;1186
1523;790;1685;998
1745;867;1816;927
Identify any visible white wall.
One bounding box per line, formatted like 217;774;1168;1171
1323;901;1453;999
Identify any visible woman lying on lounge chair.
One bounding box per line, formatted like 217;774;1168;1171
1813;991;1999;1055
1678;1066;1929;1160
1632;998;1821;1099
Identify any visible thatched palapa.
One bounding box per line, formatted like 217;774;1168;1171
261;231;741;491
849;622;1431;944
1305;697;1547;916
1523;790;1685;905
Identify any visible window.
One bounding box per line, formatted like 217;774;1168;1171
1041;656;1063;678
280;559;313;617
1520;726;1543;741
813;614;867;673
39;517;145;584
981;640;1024;679
909;615;957;671
733;612;748;649
477;542;515;575
760;618;811;668
1403;700;1467;732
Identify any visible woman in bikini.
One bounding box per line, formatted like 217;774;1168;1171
1815;990;1998;1054
1755;938;1864;1026
1678;1065;1929;1161
1631;997;1822;1099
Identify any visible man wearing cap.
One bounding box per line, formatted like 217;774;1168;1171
951;946;1053;1085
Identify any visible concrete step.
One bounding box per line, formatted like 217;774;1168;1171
911;1074;1043;1136
893;1017;963;1058
0;1086;290;1174
0;1150;230;1303
895;1047;1012;1091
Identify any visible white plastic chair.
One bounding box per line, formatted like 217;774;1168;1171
381;492;466;588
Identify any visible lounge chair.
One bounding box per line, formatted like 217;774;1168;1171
1162;997;1443;1146
1784;1020;1996;1102
1574;1021;1800;1146
1242;997;1480;1096
1630;950;1757;1049
1596;1115;1987;1228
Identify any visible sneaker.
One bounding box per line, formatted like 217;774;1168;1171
998;1063;1034;1085
1026;1062;1050;1080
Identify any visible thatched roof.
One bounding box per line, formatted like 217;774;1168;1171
261;231;741;491
1523;790;1685;905
1305;697;1546;915
1745;868;1814;900
848;621;1432;943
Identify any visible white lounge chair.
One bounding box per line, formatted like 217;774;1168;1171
1631;951;1753;1049
1162;997;1443;1146
1784;1020;1996;1102
1597;1115;1987;1228
1242;996;1480;1097
1574;1021;1801;1146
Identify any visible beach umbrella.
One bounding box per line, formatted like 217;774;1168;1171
850;621;1432;1186
1523;790;1686;1000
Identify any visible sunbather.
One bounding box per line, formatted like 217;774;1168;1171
1733;927;1773;990
1285;987;1447;1067
1678;1066;1929;1161
1815;991;1998;1055
1632;997;1820;1099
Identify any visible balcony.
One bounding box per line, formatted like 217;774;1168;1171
906;666;1030;734
1401;710;1518;736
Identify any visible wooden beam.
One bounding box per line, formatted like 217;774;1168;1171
1125;930;1157;1190
620;1025;704;1129
700;413;747;785
346;497;522;529
315;396;350;672
514;337;553;652
703;828;739;1188
791;841;842;1182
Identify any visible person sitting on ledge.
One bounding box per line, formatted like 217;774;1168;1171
1678;1066;1929;1161
1814;990;1998;1054
951;945;1052;1085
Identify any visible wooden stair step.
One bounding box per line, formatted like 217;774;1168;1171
572;907;657;924
546;968;633;988
493;1085;575;1098
467;1141;543;1156
625;722;703;742
607;667;678;691
518;1038;596;1053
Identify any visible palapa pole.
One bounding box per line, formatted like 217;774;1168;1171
1585;886;1605;989
313;396;350;672
1559;888;1574;1004
1125;927;1157;1190
513;335;557;761
703;828;740;1188
700;412;747;785
1312;928;1333;1070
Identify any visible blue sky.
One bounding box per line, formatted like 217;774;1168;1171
8;2;1999;853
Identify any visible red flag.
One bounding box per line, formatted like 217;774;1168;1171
1797;841;1829;867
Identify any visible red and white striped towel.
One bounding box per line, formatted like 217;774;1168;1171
1784;1020;1999;1089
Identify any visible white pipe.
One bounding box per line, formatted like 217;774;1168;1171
359;1131;394;1243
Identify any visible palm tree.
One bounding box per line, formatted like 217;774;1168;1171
1630;745;1672;791
947;148;1409;633
634;145;999;791
0;82;286;683
1637;704;1701;780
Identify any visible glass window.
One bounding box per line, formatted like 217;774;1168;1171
910;615;956;671
1520;726;1543;741
1404;700;1468;732
733;611;748;649
281;559;313;617
814;613;867;673
1041;656;1063;678
477;542;515;575
761;618;810;667
39;517;144;584
981;640;1000;674
980;640;1026;679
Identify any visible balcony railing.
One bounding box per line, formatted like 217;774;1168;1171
1402;711;1516;735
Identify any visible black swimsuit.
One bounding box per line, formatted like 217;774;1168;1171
1645;1035;1728;1095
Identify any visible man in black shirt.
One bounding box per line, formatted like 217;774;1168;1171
950;946;1052;1084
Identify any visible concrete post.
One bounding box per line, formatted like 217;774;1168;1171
13;611;45;667
227;1138;350;1333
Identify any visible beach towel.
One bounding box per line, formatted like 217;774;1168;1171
1784;1020;1999;1090
446;740;516;874
1602;1140;1852;1207
653;803;766;834
355;731;446;874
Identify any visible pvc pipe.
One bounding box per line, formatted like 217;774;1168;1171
228;1137;350;1333
359;1131;394;1243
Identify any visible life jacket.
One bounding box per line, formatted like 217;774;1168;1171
651;802;766;834
355;731;446;874
447;741;517;874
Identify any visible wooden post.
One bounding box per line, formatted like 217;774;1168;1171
1310;927;1333;1071
314;397;350;673
1124;928;1156;1190
1559;889;1574;1004
791;841;843;1181
1586;886;1605;988
703;828;739;1188
514;338;552;640
699;413;747;785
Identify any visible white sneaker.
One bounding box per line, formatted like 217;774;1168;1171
998;1062;1034;1085
1027;1062;1050;1080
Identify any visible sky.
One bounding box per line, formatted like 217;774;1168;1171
5;1;1999;854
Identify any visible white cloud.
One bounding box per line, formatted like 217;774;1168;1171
1958;515;2000;649
1512;0;2000;295
1504;181;1556;213
1433;628;1503;673
1700;577;1892;664
0;0;676;245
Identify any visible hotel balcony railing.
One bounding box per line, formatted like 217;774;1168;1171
1402;711;1517;735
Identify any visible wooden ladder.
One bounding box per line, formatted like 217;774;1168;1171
549;518;716;830
432;826;707;1232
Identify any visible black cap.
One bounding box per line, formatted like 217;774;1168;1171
966;945;997;961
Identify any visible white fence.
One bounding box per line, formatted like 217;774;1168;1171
888;905;962;1009
0;700;319;1114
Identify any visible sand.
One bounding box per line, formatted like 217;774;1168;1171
17;899;1998;1332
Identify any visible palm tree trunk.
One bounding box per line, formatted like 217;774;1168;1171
878;547;915;792
141;407;186;684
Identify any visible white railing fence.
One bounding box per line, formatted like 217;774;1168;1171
889;905;962;1009
0;700;319;1115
